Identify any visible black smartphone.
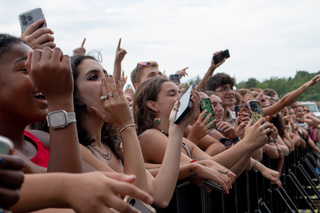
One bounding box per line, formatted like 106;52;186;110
174;84;195;124
199;98;216;128
213;49;230;64
18;8;46;34
124;196;156;213
0;136;14;155
247;100;264;123
204;179;224;192
169;73;180;85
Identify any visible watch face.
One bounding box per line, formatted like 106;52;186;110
49;111;67;128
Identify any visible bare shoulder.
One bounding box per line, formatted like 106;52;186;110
27;130;50;149
139;129;167;144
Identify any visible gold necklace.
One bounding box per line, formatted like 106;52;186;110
87;144;111;160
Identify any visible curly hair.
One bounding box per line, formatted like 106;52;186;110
206;73;235;92
133;77;169;135
71;55;122;160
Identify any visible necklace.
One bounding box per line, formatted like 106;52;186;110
87;144;111;160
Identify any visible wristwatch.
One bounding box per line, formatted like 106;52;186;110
46;110;76;129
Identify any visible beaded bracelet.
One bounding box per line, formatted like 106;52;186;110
119;124;136;134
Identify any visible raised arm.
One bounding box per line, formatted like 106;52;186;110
198;51;227;90
263;74;320;115
26;47;82;173
113;38;127;86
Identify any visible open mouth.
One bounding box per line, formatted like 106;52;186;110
33;91;46;100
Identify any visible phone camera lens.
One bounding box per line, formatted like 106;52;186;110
22;20;28;26
21;15;26;20
27;15;33;21
129;199;136;206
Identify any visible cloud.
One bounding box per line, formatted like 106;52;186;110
1;0;319;85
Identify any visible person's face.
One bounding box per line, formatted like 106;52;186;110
0;43;48;124
250;91;269;108
135;67;163;89
152;81;180;119
124;94;133;107
209;94;224;121
214;84;234;107
295;106;304;118
75;58;107;113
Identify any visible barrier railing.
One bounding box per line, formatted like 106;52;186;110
155;146;320;213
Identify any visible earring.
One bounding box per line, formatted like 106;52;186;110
154;117;161;126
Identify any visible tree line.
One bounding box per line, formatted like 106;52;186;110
186;70;320;102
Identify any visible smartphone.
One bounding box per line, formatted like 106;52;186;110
169;73;180;85
235;105;247;121
124;196;156;213
199;98;216;128
0;136;14;155
213;49;230;64
204;179;224;192
18;8;46;34
247;100;264;123
174;84;195;124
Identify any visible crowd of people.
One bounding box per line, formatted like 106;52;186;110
1;14;320;213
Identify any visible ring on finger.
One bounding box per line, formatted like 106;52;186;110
263;123;268;129
101;95;108;101
108;92;114;97
224;169;229;174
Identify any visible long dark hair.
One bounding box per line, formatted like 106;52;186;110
133;77;169;135
71;55;122;159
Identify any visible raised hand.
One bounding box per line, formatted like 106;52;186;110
25;47;73;103
91;77;133;129
20;18;56;50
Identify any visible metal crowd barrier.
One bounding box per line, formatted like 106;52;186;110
155;146;320;213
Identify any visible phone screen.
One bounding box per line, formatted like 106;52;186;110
19;8;46;34
174;84;195;124
200;98;216;128
247;100;264;123
213;49;230;64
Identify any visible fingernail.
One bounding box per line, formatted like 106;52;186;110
147;197;153;204
102;78;105;82
109;74;113;77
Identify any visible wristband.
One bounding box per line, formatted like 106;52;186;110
252;160;258;172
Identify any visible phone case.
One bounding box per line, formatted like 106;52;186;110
204;179;224;192
213;49;230;64
0;136;14;154
234;105;247;120
247;100;264;123
19;8;46;34
124;196;156;213
199;98;216;128
174;84;195;124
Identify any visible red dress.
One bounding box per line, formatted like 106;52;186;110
24;130;50;168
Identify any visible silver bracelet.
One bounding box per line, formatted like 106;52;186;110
119;124;136;134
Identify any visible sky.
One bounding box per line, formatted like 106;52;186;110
1;0;320;86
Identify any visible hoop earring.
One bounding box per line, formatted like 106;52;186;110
154;117;161;126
